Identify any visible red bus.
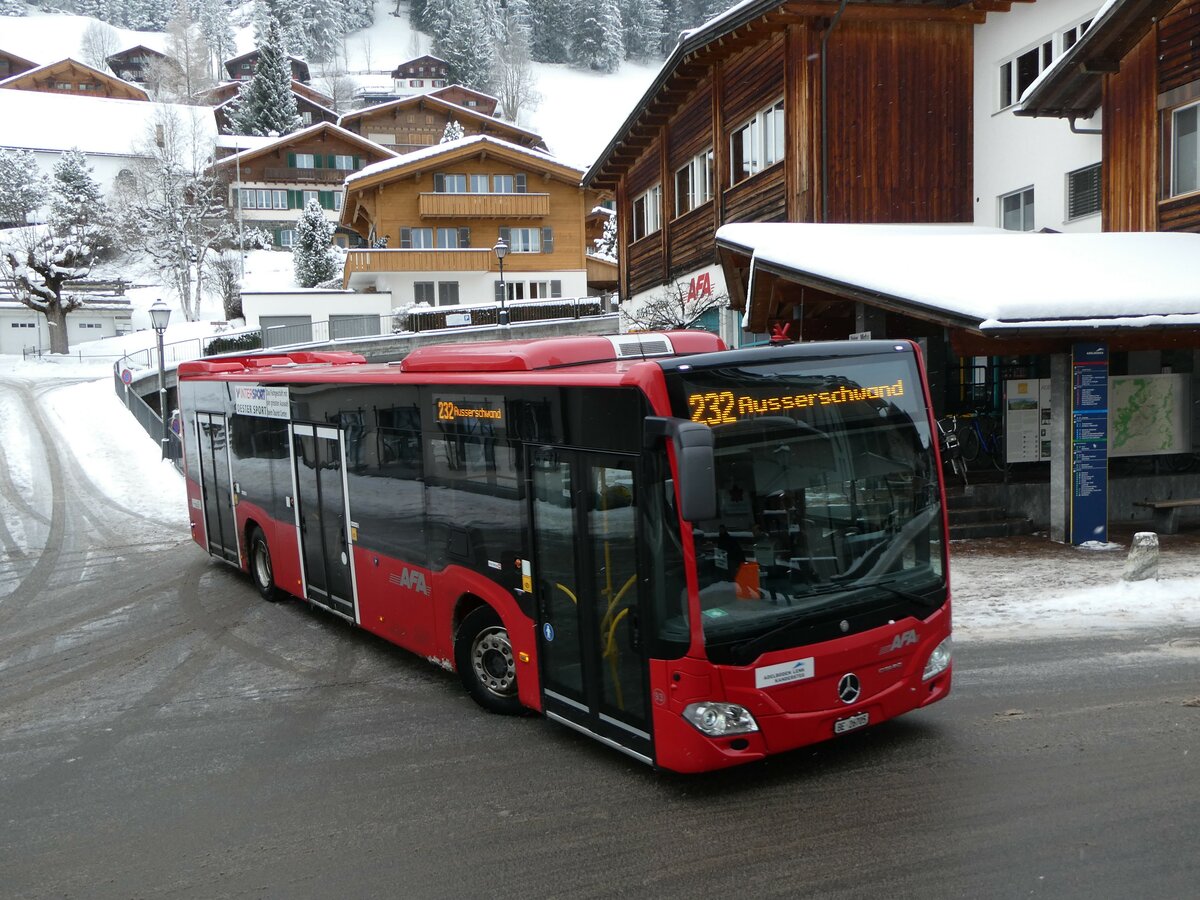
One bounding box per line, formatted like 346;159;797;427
177;332;951;773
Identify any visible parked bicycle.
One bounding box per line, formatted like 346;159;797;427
955;410;1005;471
936;414;968;485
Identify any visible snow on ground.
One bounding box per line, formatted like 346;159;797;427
0;14;170;64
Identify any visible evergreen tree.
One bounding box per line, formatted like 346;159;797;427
161;0;214;101
0;150;48;226
441;119;465;142
528;0;575;63
620;0;665;61
0;0;28;15
49;149;107;245
294;0;347;63
435;0;495;91
194;0;236;81
293;199;339;288
228;16;302;136
574;0;623;73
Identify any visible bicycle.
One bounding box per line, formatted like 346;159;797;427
936;415;968;485
956;410;1005;471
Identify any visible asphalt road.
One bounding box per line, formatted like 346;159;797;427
2;376;1199;899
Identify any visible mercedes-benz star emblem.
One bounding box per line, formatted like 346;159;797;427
837;673;861;705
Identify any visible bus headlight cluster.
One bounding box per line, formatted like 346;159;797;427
683;702;759;737
923;637;952;681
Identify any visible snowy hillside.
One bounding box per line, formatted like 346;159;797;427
0;0;660;168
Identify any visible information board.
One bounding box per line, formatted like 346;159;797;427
1071;343;1108;545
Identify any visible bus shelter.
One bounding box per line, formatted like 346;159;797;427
715;223;1200;544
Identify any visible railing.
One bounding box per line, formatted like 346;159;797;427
114;366;182;466
343;248;496;281
418;192;550;219
262;167;349;184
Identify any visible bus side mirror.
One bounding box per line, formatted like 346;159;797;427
645;417;717;523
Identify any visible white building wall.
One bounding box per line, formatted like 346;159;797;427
239;290;396;327
975;1;1104;233
369;270;589;307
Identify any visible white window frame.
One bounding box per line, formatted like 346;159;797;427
730;99;784;185
302;190;320;208
294;153;317;168
631;183;662;242
331;155;356;170
436;227;459;249
410;227;434;249
999;186;1035;231
507;227;541;253
1060;14;1093;54
470;174;489;193
674;147;713;217
278;228;295;247
1170;101;1200;198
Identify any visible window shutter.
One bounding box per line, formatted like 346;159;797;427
458;227;470;248
1067;163;1101;220
400;227;412;249
288;190;300;209
494;281;505;302
313;154;323;169
326;154;336;168
542;227;554;253
499;226;511;243
287;152;296;167
515;173;526;193
551;280;562;298
434;173;445;193
319;191;332;209
353;155;360;169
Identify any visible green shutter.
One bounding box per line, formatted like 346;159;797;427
287;152;296;167
313;155;323;169
353;155;360;169
326;154;336;168
289;190;302;209
319;191;332;209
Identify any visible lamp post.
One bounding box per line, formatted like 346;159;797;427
149;299;171;458
493;237;509;326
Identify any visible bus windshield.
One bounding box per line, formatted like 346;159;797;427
669;346;945;662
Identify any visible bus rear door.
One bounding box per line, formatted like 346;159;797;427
530;448;652;763
194;411;239;565
290;423;358;620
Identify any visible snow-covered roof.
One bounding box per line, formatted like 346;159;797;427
347;134;581;185
716;223;1200;334
211;122;397;170
0;92;217;158
0;56;149;99
0;16;168;66
215;134;278;154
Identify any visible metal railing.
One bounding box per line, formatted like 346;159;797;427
114;366;182;465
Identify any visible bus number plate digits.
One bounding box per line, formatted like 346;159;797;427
834;712;869;735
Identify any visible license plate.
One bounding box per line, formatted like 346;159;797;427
834;712;869;734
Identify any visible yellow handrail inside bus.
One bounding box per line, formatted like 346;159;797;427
603;607;631;710
555;583;577;605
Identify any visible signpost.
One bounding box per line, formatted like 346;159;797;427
1070;343;1108;545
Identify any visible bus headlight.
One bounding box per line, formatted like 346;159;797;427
923;637;952;681
683;702;759;736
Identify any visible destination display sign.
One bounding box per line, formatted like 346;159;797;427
686;379;907;426
435;396;505;423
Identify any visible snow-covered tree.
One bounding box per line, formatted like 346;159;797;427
79;21;122;71
74;0;111;21
620;0;665;61
207;250;243;320
0;227;99;354
592;210;616;260
314;62;356;113
291;0;346;63
228;16;302;136
0;149;49;227
157;0;214;102
293;199;339;288
622;280;726;332
435;0;496;91
441;119;465;143
529;0;575;63
48;149;109;246
115;106;233;321
0;0;28;15
574;0;623;72
194;0;236;81
495;0;540;123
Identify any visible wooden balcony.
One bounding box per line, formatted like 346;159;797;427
263;167;348;184
343;249;497;283
418;192;550;219
586;254;618;286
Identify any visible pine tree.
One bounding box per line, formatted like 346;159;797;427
574;0;623;73
195;0;236;82
620;0;665;61
441;119;465;142
529;0;575;63
0;0;28;15
49;149;108;245
293;0;347;63
0;150;48;226
228;16;302;136
161;0;214;101
435;0;495;91
293;199;339;288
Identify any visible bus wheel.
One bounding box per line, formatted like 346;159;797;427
249;527;284;602
455;606;523;715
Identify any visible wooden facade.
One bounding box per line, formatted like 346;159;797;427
205;80;338;134
429;84;499;116
0;58;149;101
586;0;987;303
224;50;310;84
0;49;37;82
338;95;546;154
106;46;176;85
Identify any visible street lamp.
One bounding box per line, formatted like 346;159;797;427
493;237;509;326
149;299;171;458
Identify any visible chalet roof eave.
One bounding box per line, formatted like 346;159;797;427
1016;0;1180;119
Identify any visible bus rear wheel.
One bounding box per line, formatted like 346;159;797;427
249;527;284;602
455;606;523;715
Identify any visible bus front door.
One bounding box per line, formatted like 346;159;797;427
195;411;239;564
291;423;357;620
530;449;652;764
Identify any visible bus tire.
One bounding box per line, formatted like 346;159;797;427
455;606;523;715
249;527;285;602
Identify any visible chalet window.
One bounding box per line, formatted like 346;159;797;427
302;189;320;208
278;228;295;247
529;281;562;299
414;282;435;304
498;281;526;302
55;82;72;90
301;112;313;125
999;40;1053;110
675;147;713;217
631;184;661;241
498;226;544;252
294;153;317;169
432;79;446;87
730;99;784;185
331;155;357;170
493;174;527;193
470;174;489;192
436;227;460;248
1066;163;1101;220
1061;16;1092;52
999;187;1035;231
438;281;460;305
1171;102;1199;197
411;79;424;87
434;173;468;193
400;227;435;249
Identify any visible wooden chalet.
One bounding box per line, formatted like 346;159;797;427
0;58;149;101
0;48;37;81
339;135;615;302
338;94;546;154
1018;0;1200;234
202;79;338;134
211;122;396;248
224;49;310;84
390;54;450;84
106;45;177;85
429;84;499;116
583;0;1024;306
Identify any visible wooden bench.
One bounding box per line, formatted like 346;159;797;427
1133;498;1200;534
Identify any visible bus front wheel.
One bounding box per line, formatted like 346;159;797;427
249;527;285;602
455;606;523;715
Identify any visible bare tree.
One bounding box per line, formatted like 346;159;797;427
152;0;214;102
494;17;540;124
80;21;122;71
206;250;242;320
314;61;357;113
622;280;727;332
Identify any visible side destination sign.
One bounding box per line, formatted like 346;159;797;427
233;385;290;419
755;657;816;689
